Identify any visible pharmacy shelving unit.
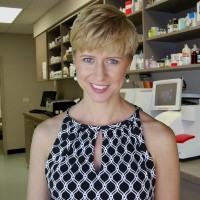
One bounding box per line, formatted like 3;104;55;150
35;0;200;80
45;0;143;80
36;0;103;81
47;14;77;80
141;0;200;74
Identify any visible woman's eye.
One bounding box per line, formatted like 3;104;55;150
83;58;93;63
107;59;119;65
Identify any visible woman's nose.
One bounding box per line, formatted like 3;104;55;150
94;62;106;81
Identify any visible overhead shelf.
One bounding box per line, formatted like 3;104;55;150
128;64;200;74
145;0;199;13
146;26;200;42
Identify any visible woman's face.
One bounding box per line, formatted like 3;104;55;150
73;50;131;103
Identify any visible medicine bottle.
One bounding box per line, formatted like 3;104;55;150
191;44;199;64
160;59;165;68
173;18;178;32
165;55;170;67
167;20;173;33
182;44;191;65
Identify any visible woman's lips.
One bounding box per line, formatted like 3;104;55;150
90;83;109;93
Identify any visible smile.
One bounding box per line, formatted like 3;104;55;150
92;84;108;89
90;83;109;93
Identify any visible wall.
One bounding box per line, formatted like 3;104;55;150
0;33;54;152
152;70;200;94
33;0;98;37
56;79;83;100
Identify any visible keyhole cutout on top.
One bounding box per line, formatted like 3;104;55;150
93;131;102;173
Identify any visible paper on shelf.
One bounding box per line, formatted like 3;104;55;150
42;62;47;79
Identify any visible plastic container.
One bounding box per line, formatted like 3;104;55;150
182;44;191;65
125;1;133;15
177;53;183;66
178;18;186;30
197;1;200;22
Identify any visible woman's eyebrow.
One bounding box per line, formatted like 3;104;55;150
79;54;94;57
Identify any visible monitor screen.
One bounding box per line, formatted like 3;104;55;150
151;78;183;111
40;91;57;107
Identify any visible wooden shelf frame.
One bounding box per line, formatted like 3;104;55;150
35;0;200;80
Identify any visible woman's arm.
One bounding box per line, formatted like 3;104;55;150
141;111;180;200
154;125;180;200
27;124;50;200
27;114;64;200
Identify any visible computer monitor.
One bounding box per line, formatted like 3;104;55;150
151;78;183;111
40;91;57;107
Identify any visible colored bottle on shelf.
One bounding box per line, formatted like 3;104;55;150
160;59;165;68
165;55;170;67
197;52;200;64
191;44;199;64
173;18;179;32
182;44;191;65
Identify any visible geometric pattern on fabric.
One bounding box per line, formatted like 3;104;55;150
45;107;156;199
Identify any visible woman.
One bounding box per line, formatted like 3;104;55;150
27;4;180;200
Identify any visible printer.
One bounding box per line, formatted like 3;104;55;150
120;87;200;160
46;99;75;115
155;105;200;160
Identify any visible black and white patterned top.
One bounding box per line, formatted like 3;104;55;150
45;107;156;200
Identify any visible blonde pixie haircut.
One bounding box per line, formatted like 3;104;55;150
70;4;138;60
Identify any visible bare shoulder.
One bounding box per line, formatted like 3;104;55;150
139;110;175;137
27;113;65;200
139;110;177;161
32;113;65;158
35;113;64;135
138;111;180;199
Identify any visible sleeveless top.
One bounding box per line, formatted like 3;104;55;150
45;107;156;200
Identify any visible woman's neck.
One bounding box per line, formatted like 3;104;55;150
70;96;134;126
